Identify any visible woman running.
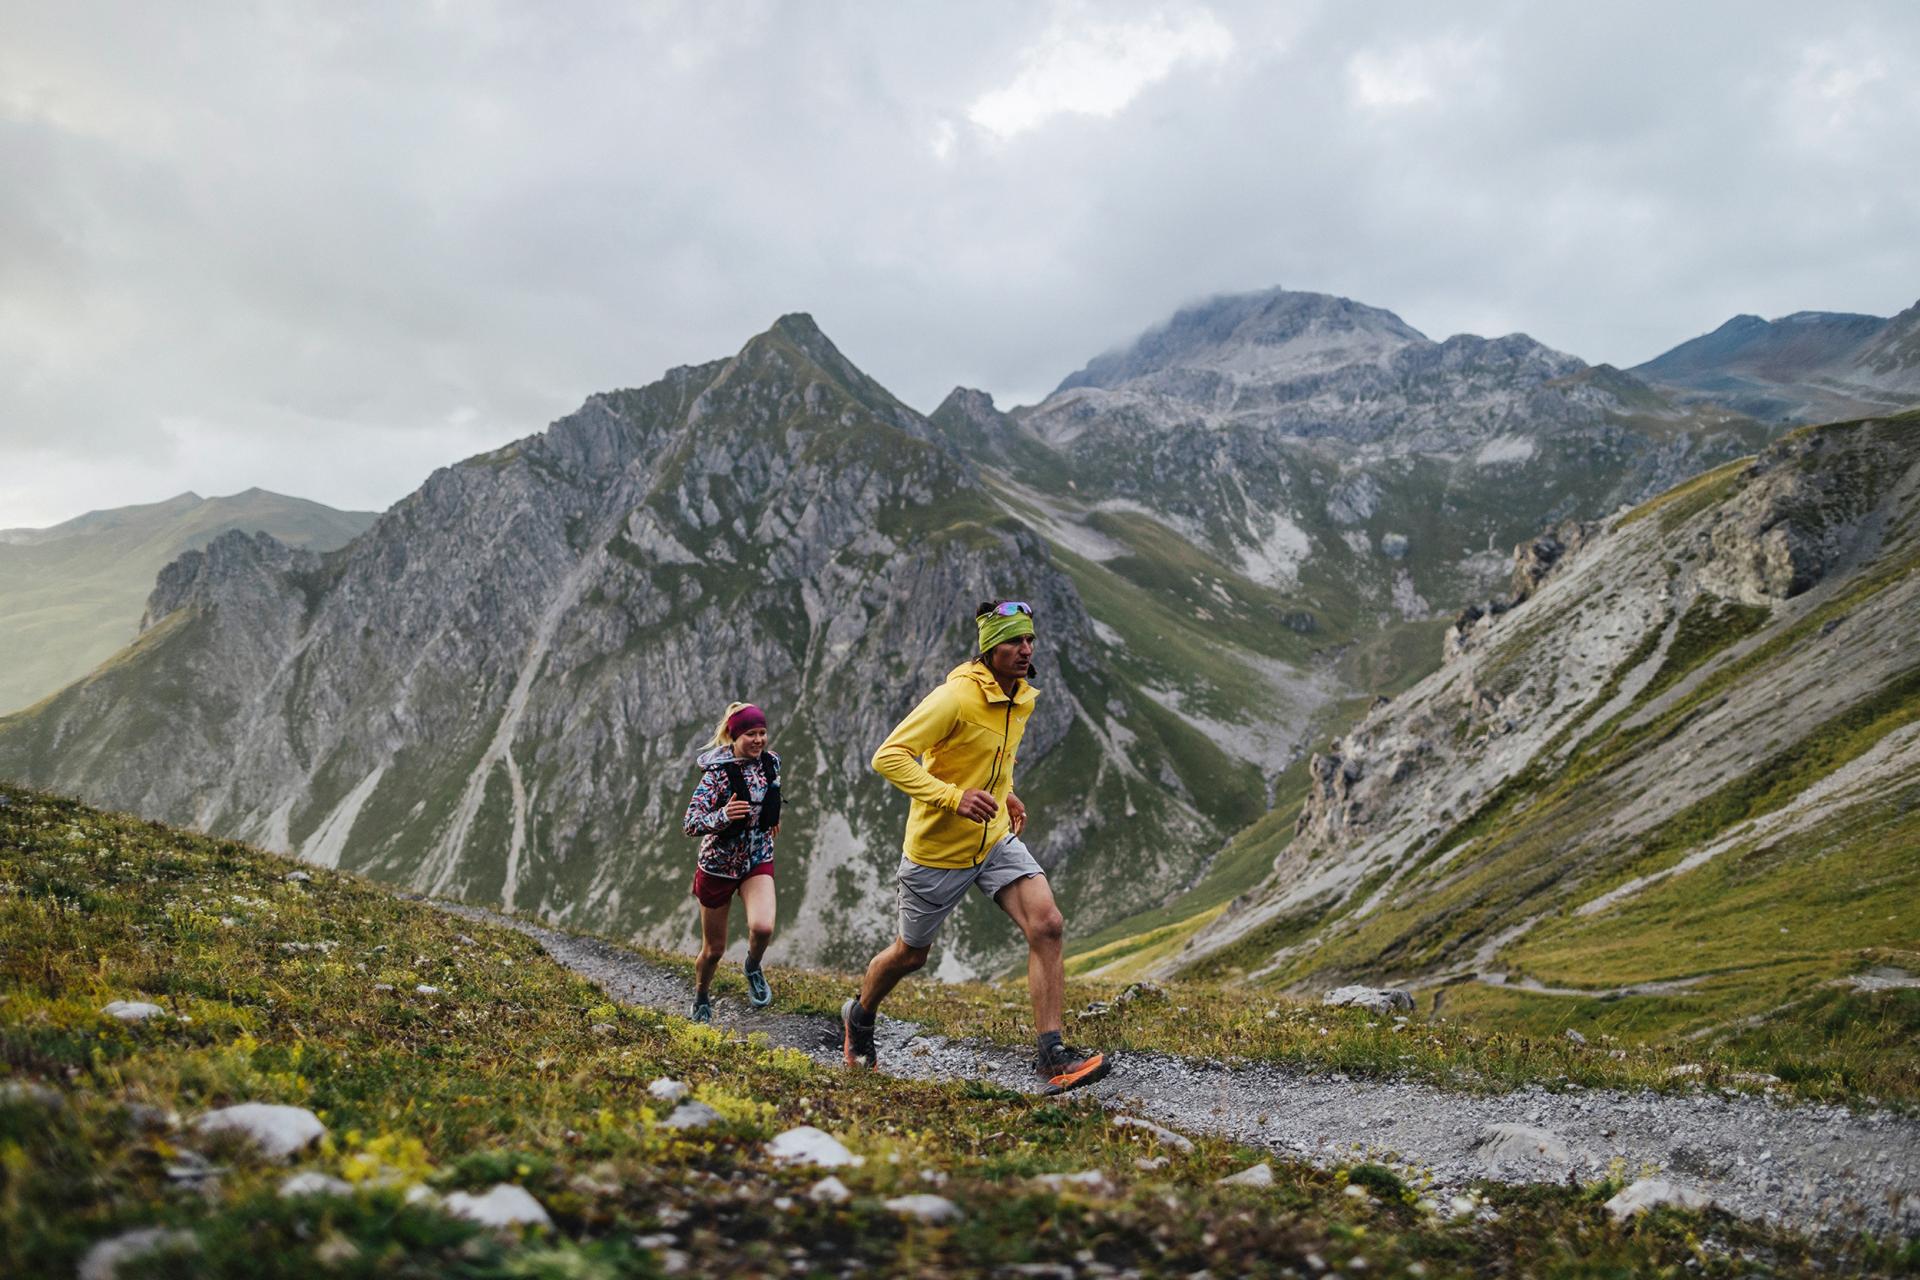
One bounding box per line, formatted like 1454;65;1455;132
681;701;782;1021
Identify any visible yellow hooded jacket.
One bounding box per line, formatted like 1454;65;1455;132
871;660;1038;869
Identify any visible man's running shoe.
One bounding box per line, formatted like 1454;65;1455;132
841;998;877;1069
691;995;713;1024
746;966;772;1008
1037;1042;1110;1094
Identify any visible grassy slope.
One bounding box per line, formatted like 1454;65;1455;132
0;492;375;715
5;786;1910;1279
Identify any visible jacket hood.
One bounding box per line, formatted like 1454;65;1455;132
946;660;1038;706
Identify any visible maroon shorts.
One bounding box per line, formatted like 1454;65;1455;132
691;861;774;909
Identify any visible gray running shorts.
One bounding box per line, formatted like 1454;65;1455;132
896;834;1045;949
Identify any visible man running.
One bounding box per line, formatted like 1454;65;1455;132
842;599;1110;1094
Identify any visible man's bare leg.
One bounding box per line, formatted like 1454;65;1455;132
994;873;1065;1034
858;937;929;1013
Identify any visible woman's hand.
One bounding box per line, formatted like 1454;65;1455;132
1006;792;1026;836
724;798;751;821
768;823;780;838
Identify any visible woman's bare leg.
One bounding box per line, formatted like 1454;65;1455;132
739;874;776;970
694;901;731;999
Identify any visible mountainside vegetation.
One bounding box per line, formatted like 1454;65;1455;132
5;783;1910;1278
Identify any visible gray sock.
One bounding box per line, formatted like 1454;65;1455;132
850;999;875;1027
1037;1030;1063;1057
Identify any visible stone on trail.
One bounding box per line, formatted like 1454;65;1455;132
1112;1115;1194;1153
78;1227;199;1280
285;870;313;883
1604;1179;1714;1221
661;1100;724;1131
767;1125;865;1168
1032;1169;1117;1196
648;1077;690;1102
808;1175;852;1203
1321;986;1416;1015
101;1000;167;1023
443;1183;553;1228
1218;1162;1275;1187
883;1193;963;1224
279;1171;354;1198
193;1103;327;1160
1472;1122;1573;1172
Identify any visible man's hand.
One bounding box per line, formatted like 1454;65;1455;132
724;798;751;821
1005;792;1026;836
955;789;999;823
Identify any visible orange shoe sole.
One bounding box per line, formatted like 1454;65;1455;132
1042;1051;1110;1094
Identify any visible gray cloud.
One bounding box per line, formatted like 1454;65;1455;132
3;1;1916;525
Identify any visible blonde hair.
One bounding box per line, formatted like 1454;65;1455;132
710;701;752;748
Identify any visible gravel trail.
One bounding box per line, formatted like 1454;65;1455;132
435;902;1918;1239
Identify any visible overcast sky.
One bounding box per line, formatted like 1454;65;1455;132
3;1;1916;527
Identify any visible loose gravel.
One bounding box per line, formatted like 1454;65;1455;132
435;902;1920;1239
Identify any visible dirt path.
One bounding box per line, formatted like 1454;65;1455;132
434;902;1919;1239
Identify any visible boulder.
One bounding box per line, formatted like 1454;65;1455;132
808;1175;852;1203
279;1171;354;1198
443;1183;552;1228
767;1125;864;1168
1111;1115;1194;1153
1472;1122;1573;1172
1322;986;1416;1015
647;1078;689;1102
882;1193;963;1224
101;1001;166;1023
193;1103;327;1160
1031;1169;1117;1196
77;1227;198;1280
661;1101;723;1131
1604;1178;1714;1221
1217;1162;1275;1187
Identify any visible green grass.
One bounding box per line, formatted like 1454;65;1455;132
11;787;1905;1277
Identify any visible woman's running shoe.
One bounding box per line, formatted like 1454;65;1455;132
1037;1042;1110;1094
691;995;713;1024
841;998;877;1069
746;966;772;1007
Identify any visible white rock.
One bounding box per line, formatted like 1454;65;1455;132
1603;1179;1714;1221
1134;1156;1169;1171
767;1125;864;1168
101;1001;166;1023
414;984;440;995
405;1184;441;1207
647;1078;690;1102
1322;986;1416;1015
194;1103;327;1160
77;1227;198;1280
1111;1115;1194;1153
0;1080;64;1109
808;1175;852;1203
661;1101;723;1131
285;871;313;883
883;1193;963;1224
1472;1122;1572;1171
1218;1162;1274;1188
1032;1169;1117;1195
279;1171;354;1198
443;1183;552;1228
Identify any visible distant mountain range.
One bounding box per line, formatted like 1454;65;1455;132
0;490;375;714
2;286;1908;976
1631;303;1920;424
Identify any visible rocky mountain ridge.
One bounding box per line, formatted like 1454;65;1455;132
1160;411;1920;1055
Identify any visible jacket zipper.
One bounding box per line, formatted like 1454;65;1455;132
974;699;1016;865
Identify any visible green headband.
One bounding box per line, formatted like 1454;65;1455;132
978;609;1035;654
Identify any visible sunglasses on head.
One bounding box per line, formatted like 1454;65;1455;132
990;601;1033;617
